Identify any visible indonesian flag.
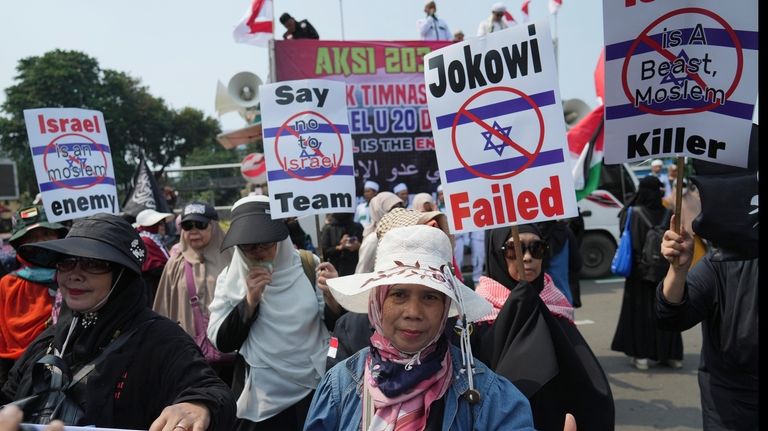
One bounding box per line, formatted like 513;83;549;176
233;0;274;46
549;0;563;15
568;105;605;201
521;0;531;22
503;11;516;24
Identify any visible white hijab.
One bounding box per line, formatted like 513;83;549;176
207;237;329;421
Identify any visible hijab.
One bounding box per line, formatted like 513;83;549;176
152;222;232;337
410;193;435;212
52;267;146;367
482;224;573;321
363;192;403;237
207;237;329;419
363;285;452;431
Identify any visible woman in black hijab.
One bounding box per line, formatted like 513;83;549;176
611;175;683;370
467;223;614;431
1;213;235;430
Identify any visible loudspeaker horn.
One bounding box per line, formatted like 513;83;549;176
227;72;263;108
562;98;591;130
215;81;246;118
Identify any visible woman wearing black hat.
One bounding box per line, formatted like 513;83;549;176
470;223;614;430
207;195;342;431
1;213;236;430
153;202;235;383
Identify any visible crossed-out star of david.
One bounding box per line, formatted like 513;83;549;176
659;50;694;87
481;121;513;156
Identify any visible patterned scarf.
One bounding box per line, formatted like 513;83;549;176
363;285;453;431
475;273;574;323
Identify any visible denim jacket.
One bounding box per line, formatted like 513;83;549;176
304;345;535;430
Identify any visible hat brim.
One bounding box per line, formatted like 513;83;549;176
138;213;174;227
181;214;212;223
19;236;141;274
220;214;289;251
9;222;67;247
327;268;491;323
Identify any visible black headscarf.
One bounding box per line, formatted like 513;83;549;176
482;225;615;430
53;267;148;367
485;224;548;294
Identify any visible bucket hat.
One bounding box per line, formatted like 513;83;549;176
9;206;68;249
220;195;289;251
18;213;146;274
327;224;492;322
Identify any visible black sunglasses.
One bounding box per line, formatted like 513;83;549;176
181;220;209;231
500;240;548;260
239;242;276;253
56;257;113;274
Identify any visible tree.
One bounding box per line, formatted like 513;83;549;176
0;49;222;200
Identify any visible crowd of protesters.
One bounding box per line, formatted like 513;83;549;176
0;2;758;429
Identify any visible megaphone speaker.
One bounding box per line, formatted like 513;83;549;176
228;72;263;108
562;98;591;129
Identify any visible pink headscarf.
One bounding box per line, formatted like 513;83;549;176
362;285;453;430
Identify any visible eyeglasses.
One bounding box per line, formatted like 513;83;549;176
181;220;209;231
239;242;276;253
500;240;548;260
56;257;113;274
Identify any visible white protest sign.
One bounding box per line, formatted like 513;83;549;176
23;108;119;222
603;0;758;167
424;22;578;234
260;79;356;218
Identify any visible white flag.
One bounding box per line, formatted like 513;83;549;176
233;0;274;47
548;0;562;15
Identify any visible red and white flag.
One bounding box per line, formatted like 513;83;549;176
233;0;274;47
503;10;516;24
549;0;562;15
521;0;531;22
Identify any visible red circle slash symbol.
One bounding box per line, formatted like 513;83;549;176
451;86;545;180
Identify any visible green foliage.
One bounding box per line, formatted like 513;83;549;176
0;49;223;199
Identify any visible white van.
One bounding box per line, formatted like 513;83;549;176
577;163;639;278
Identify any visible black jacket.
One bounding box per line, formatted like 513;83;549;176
283;19;319;39
1;277;236;429
656;250;758;430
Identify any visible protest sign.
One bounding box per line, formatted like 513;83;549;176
603;0;758;167
424;22;578;234
23;108;119;222
260;79;356;218
273;40;451;198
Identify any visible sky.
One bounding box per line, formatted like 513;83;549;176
0;0;608;137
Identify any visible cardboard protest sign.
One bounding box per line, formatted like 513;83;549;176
23;108;119;223
260;79;356;218
603;0;758;167
424;22;578;234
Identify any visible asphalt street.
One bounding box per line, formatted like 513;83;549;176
575;277;704;430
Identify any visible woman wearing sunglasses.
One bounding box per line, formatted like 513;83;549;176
466;223;614;431
153;202;234;382
206;195;343;431
1;213;235;430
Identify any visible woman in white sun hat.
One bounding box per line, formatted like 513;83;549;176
304;224;536;430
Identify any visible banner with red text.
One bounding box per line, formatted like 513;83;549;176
424;23;578;234
23;108;119;223
274;40;451;198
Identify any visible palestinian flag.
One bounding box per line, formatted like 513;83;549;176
568;105;604;201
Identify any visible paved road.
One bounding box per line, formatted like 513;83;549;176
575;277;704;430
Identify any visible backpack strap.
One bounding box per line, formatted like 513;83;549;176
633;206;654;228
299;249;316;287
